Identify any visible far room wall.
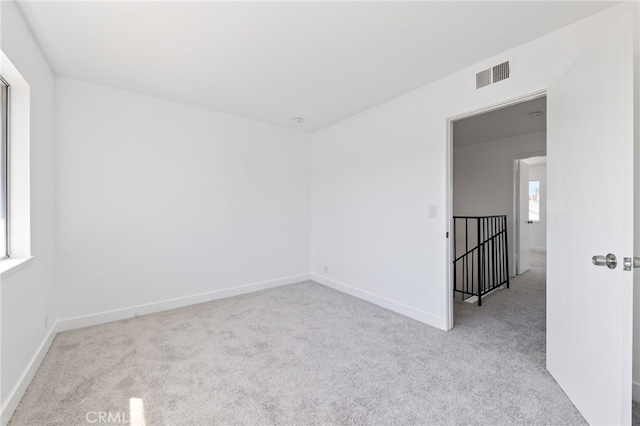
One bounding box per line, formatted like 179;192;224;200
55;77;312;324
452;131;546;277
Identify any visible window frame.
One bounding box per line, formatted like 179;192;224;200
0;76;9;259
0;50;33;275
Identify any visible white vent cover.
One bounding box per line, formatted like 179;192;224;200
476;69;492;89
492;61;510;83
476;60;511;89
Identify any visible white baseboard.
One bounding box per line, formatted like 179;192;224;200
57;274;311;332
633;381;640;402
311;274;445;330
1;325;57;426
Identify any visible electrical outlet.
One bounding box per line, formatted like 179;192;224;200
44;313;49;328
324;265;329;274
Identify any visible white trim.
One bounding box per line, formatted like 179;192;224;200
0;256;33;279
311;274;445;330
530;246;547;253
56;274;310;332
1;325;56;426
445;116;454;331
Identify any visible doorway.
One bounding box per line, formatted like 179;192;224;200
444;18;634;423
515;155;547;275
449;95;547;322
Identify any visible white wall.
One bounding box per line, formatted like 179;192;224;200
528;163;547;251
55;77;311;325
311;2;638;332
0;0;57;419
453;131;546;276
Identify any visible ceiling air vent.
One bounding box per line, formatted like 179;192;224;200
476;60;512;89
492;61;510;83
476;68;492;89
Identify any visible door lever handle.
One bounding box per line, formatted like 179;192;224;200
592;254;617;269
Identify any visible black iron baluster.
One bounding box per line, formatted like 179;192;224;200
452;215;509;304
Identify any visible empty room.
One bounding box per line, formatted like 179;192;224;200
1;1;639;425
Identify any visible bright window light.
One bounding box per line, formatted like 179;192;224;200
528;180;540;222
129;397;147;426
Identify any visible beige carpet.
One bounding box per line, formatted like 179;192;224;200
10;252;588;425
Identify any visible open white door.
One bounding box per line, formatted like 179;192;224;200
547;17;634;425
517;160;531;274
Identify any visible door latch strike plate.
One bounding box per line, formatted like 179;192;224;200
624;257;632;271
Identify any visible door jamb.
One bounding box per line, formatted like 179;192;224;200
445;90;547;331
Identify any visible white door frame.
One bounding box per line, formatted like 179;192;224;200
445;89;546;330
513;154;545;274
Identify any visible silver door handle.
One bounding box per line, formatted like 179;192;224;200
592;254;617;269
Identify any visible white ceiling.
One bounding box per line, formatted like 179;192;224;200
17;1;616;131
453;96;546;146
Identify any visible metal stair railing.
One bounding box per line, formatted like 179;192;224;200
453;215;509;306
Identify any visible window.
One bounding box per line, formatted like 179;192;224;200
0;51;31;267
0;78;8;259
528;180;540;222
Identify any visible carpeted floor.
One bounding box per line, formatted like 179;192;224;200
10;251;590;425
